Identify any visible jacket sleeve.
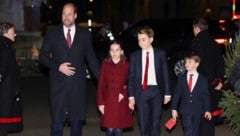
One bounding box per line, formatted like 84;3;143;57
120;62;129;97
128;54;136;98
209;44;224;87
203;77;211;112
39;30;61;70
171;77;181;110
0;47;11;80
97;63;106;106
161;50;171;95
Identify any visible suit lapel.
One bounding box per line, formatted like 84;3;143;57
139;51;142;78
153;48;159;76
59;25;70;49
71;26;79;48
184;74;190;92
192;74;200;92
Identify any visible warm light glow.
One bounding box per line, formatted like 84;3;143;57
233;5;236;10
215;38;227;45
232;0;240;20
89;0;93;2
88;19;92;27
219;20;225;23
48;5;52;9
206;8;212;13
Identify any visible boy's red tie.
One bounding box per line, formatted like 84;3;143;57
142;52;149;90
188;74;194;92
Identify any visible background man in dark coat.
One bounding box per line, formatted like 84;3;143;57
39;3;99;136
192;16;225;136
0;22;22;136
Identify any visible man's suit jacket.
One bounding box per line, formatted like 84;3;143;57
128;47;170;103
171;73;210;115
39;25;99;121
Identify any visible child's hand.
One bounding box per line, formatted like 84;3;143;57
214;82;223;90
119;93;124;102
164;96;171;104
172;110;178;120
98;105;105;115
128;99;135;111
204;112;212;120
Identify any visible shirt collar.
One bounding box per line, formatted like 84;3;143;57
63;24;76;32
187;71;198;77
142;46;153;54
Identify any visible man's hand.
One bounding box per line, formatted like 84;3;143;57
98;105;105;115
59;62;76;76
118;93;124;102
128;99;135;111
172;110;178;120
215;82;223;90
204;112;212;120
164;96;171;104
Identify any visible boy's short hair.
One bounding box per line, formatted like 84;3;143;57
137;26;154;38
193;16;208;31
184;53;201;63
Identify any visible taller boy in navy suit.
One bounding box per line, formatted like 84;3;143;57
128;26;171;136
171;53;212;136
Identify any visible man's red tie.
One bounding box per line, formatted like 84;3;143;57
188;74;194;92
142;52;149;90
67;29;71;48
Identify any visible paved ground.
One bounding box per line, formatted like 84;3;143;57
8;76;235;136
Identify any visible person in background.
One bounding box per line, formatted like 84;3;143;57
0;22;23;136
97;40;133;136
128;26;171;136
39;3;99;136
172;53;211;136
191;16;224;136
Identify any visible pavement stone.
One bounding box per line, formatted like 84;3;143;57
8;76;235;136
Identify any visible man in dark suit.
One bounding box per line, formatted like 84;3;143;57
192;16;224;136
128;26;171;136
171;53;212;136
39;3;99;136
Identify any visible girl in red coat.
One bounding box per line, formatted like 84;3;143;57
97;40;133;136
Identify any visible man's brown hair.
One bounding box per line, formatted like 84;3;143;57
193;16;208;31
63;3;77;14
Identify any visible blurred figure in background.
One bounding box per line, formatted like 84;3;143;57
191;16;224;136
122;20;131;32
233;19;240;37
97;22;112;41
0;22;23;136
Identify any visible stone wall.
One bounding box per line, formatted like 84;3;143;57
0;0;24;31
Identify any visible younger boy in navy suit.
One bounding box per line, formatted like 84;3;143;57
171;53;212;136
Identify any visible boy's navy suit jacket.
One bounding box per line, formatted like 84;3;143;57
171;73;210;116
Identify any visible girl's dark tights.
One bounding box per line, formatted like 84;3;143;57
106;128;122;136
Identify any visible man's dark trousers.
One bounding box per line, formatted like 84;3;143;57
51;120;82;136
